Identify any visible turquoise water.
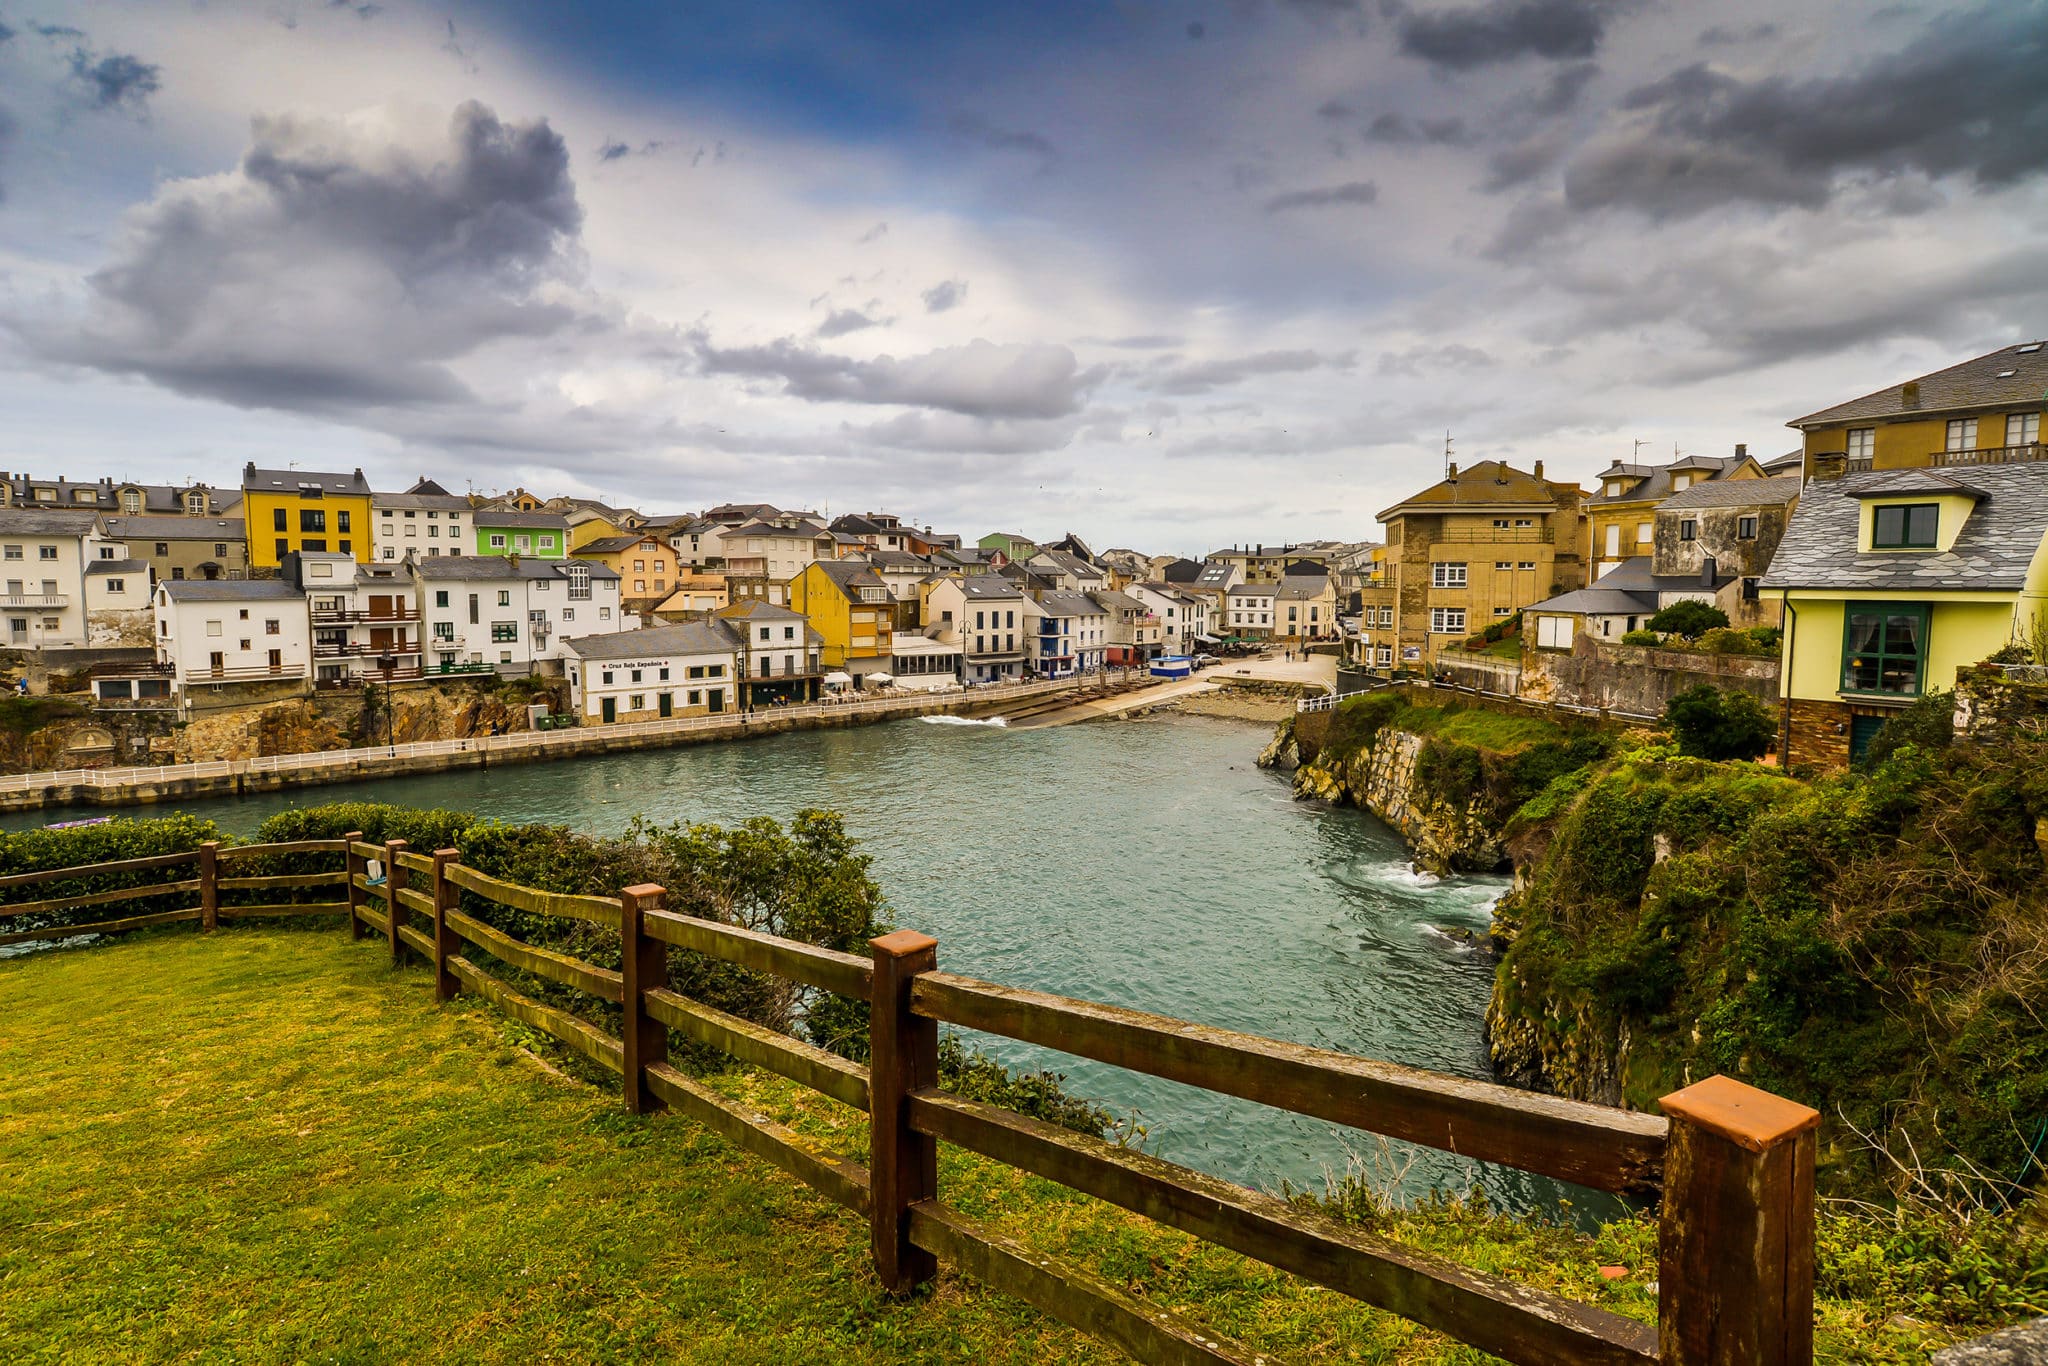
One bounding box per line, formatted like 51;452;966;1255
11;713;1594;1216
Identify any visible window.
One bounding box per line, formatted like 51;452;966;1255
1679;519;1697;542
1742;577;1760;602
561;608;574;621
497;590;512;607
265;619;280;635
1846;427;1875;462
1535;615;1572;650
1945;418;1978;452
2;547;16;560
1491;518;1509;529
489;535;507;549
1430;562;1466;588
599;607;611;620
337;511;351;532
1737;516;1758;540
1377;606;1392;627
1872;503;1938;548
433;622;453;641
491;623;518;642
629;694;645;712
539;536;555;549
106;578;125;593
1637;521;1652;544
1517;560;1535;571
659;667;669;681
276;539;290;561
37;546;55;561
300;509;326;533
630;669;643;683
1842;605;1926;695
405;523;418;537
602;670;615;685
273;509;288;531
1429;607;1466;634
2009;412;2041;447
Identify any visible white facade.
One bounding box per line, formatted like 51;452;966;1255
295;553;424;688
154;580;313;699
1225;586;1276;638
372;493;470;562
563;622;739;723
728;519;834;581
923;577;1026;683
1025;593;1108;677
1128;583;1214;654
413;558;625;674
0;509;133;648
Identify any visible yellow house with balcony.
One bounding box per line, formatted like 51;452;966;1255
1761;464;2048;770
240;463;375;569
1790;339;2048;478
787;559;894;681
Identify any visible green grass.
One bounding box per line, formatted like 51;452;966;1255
1389;703;1565;754
0;925;1978;1363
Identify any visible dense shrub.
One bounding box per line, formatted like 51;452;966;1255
1858;690;1954;770
1646;600;1729;639
1620;628;1660;646
1665;685;1774;761
0;814;230;937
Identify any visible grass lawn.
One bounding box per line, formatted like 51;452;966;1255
1379;703;1566;754
0;924;1968;1363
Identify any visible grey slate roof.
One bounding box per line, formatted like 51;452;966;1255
1657;474;1804;510
85;558;147;575
243;465;370;496
411;555;618;581
1092;590;1149;615
564;620;738;660
0;508;103;535
475;510;569;530
375;490;471;511
1034;591;1102;618
1760;463;2048;592
576;535;658;554
1276;574;1333;601
1585;454;1750;508
1596;555;1734;595
955;575;1023;601
162;579;304;602
1790;340;2048;427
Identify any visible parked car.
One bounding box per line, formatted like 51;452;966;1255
1193;653;1220;669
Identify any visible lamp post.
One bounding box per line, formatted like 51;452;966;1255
376;653;397;752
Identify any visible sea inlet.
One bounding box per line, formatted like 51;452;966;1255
13;711;1595;1216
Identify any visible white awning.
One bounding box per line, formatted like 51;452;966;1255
867;671;894;684
823;671;853;685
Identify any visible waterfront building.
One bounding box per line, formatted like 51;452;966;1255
1225;583;1275;640
152;578;312;713
1761;461;2048;768
98;513;250;585
1276;573;1338;642
1376;459;1587;668
411;555;624;675
886;632;962;689
1651;474;1804;626
1024;591;1107;677
1585;447;1765;580
1025;550;1108;594
0;507;146;648
371;479;471;564
924;574;1026;683
284;551;425;689
240;464;375;569
473;509;570;559
1095;588;1162;664
1790;340;2048;479
715;600;824;708
786;559;895;683
1127;582;1212;655
562;621;738;723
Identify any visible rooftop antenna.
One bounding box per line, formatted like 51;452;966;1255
1443;430;1454;476
1632;438;1648;461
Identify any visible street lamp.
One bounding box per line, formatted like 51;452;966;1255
376;653;397;752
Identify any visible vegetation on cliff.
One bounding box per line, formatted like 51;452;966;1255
1490;727;2048;1219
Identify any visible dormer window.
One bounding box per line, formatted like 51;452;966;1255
1670;474;1691;492
1872;503;1938;549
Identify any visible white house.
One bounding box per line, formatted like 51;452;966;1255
726;516;836;581
1225;583;1276;640
0;507;140;648
411;554;625;676
1129;582;1214;655
923;575;1027;683
372;478;470;563
1025;591;1108;676
886;633;961;690
563;620;739;723
153;578;312;709
286;552;423;689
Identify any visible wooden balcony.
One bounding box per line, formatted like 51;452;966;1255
311;606;421;623
313;640;423;658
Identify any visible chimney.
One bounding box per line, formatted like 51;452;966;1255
1446;461;1459;480
1533;460;1544;481
1495;465;1509;483
507;552;520;569
1901;381;1921;409
244;461;256;482
1700;555;1716;588
1734;442;1747;459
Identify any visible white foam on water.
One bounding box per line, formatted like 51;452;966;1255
919;714;1009;728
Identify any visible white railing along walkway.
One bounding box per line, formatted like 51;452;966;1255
0;678;1078;795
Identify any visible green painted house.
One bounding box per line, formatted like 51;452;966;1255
976;531;1038;562
474;510;570;559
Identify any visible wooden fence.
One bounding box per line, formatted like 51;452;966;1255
2;843;1819;1366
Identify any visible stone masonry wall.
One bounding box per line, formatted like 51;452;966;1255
1521;636;1778;716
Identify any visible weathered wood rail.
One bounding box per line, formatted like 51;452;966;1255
2;843;1819;1365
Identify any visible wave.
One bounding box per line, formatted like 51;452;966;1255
919;715;1009;728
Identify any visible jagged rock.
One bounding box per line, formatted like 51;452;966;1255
1933;1318;2048;1364
1292;762;1345;803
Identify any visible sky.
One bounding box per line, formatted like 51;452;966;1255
1;1;2045;558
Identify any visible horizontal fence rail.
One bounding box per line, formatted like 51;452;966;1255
1;839;1819;1365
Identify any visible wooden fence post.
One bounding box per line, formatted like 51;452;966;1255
1658;1074;1819;1366
430;848;460;1003
619;884;669;1115
869;929;939;1293
199;841;219;931
342;830;365;941
383;838;408;968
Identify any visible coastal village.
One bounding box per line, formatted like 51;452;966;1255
5;337;2046;775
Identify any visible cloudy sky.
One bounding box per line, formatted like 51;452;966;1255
0;1;2044;556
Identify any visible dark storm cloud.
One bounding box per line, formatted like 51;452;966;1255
697;335;1092;420
0;19;13;43
1263;180;1378;212
68;49;162;114
597;139;631;162
19;102;587;412
1145;349;1352;395
0;105;14;205
948;112;1056;167
30;22;84;39
921;278;968;313
1697;22;1778;47
816;308;885;338
1397;0;1607;70
1522;60;1599;116
1569;7;2048;217
329;1;384;18
1365;112;1477;146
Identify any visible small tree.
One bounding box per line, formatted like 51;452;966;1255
1647;600;1730;639
1665;685;1774;761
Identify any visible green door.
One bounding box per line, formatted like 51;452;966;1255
601;696;616;724
659;692;673;718
1849;714;1887;762
708;688;724;714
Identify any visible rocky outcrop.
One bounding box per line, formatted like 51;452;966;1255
169;682;566;763
1259;714;1507;874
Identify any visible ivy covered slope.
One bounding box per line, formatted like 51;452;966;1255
1487;711;2048;1198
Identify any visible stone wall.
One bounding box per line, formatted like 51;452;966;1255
1520;635;1778;717
1952;666;2048;744
1432;653;1520;695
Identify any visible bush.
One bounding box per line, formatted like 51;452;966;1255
0;814;230;937
1858;690;1953;770
1621;629;1660;646
1665;685;1774;761
1647;600;1730;639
